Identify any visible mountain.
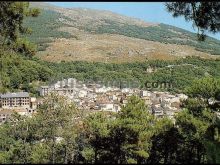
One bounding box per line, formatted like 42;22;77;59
24;2;220;63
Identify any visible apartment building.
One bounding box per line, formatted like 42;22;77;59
0;92;30;109
0;92;37;110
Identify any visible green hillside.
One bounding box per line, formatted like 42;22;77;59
39;56;220;93
23;9;73;51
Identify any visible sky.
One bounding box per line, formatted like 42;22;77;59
48;2;220;40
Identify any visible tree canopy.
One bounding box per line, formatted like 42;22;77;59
165;2;220;41
0;2;40;56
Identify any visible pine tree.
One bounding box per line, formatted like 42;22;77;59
0;2;40;56
165;2;220;41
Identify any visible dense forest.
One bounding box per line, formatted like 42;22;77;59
2;53;220;95
0;50;53;94
0;2;220;164
43;57;220;92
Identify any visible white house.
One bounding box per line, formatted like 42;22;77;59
78;90;88;98
95;87;107;93
140;90;151;97
100;103;114;111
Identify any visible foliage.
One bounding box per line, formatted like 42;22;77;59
165;2;220;41
34;93;80;163
179;77;220;163
0;49;53;93
185;77;220;99
0;94;80;164
79;96;174;164
0;2;40;56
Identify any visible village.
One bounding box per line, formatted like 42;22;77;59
0;78;188;124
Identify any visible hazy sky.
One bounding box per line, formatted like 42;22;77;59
48;2;220;40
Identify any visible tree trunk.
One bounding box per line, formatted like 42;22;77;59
71;152;74;163
52;138;55;164
164;145;168;164
64;145;68;164
24;123;29;164
94;148;97;163
24;140;27;164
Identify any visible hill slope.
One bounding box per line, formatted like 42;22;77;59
24;2;220;63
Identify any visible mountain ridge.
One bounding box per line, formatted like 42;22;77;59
30;2;158;28
25;2;220;63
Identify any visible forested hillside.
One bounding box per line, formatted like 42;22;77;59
41;57;220;93
2;50;220;94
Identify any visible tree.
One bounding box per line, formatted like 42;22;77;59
106;96;157;164
175;109;213;163
82;112;113;164
165;2;220;41
34;93;80;164
147;127;184;164
81;96;158;164
0;2;40;56
0;123;15;164
180;77;220;163
0;112;38;164
30;143;50;163
185;77;220;100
